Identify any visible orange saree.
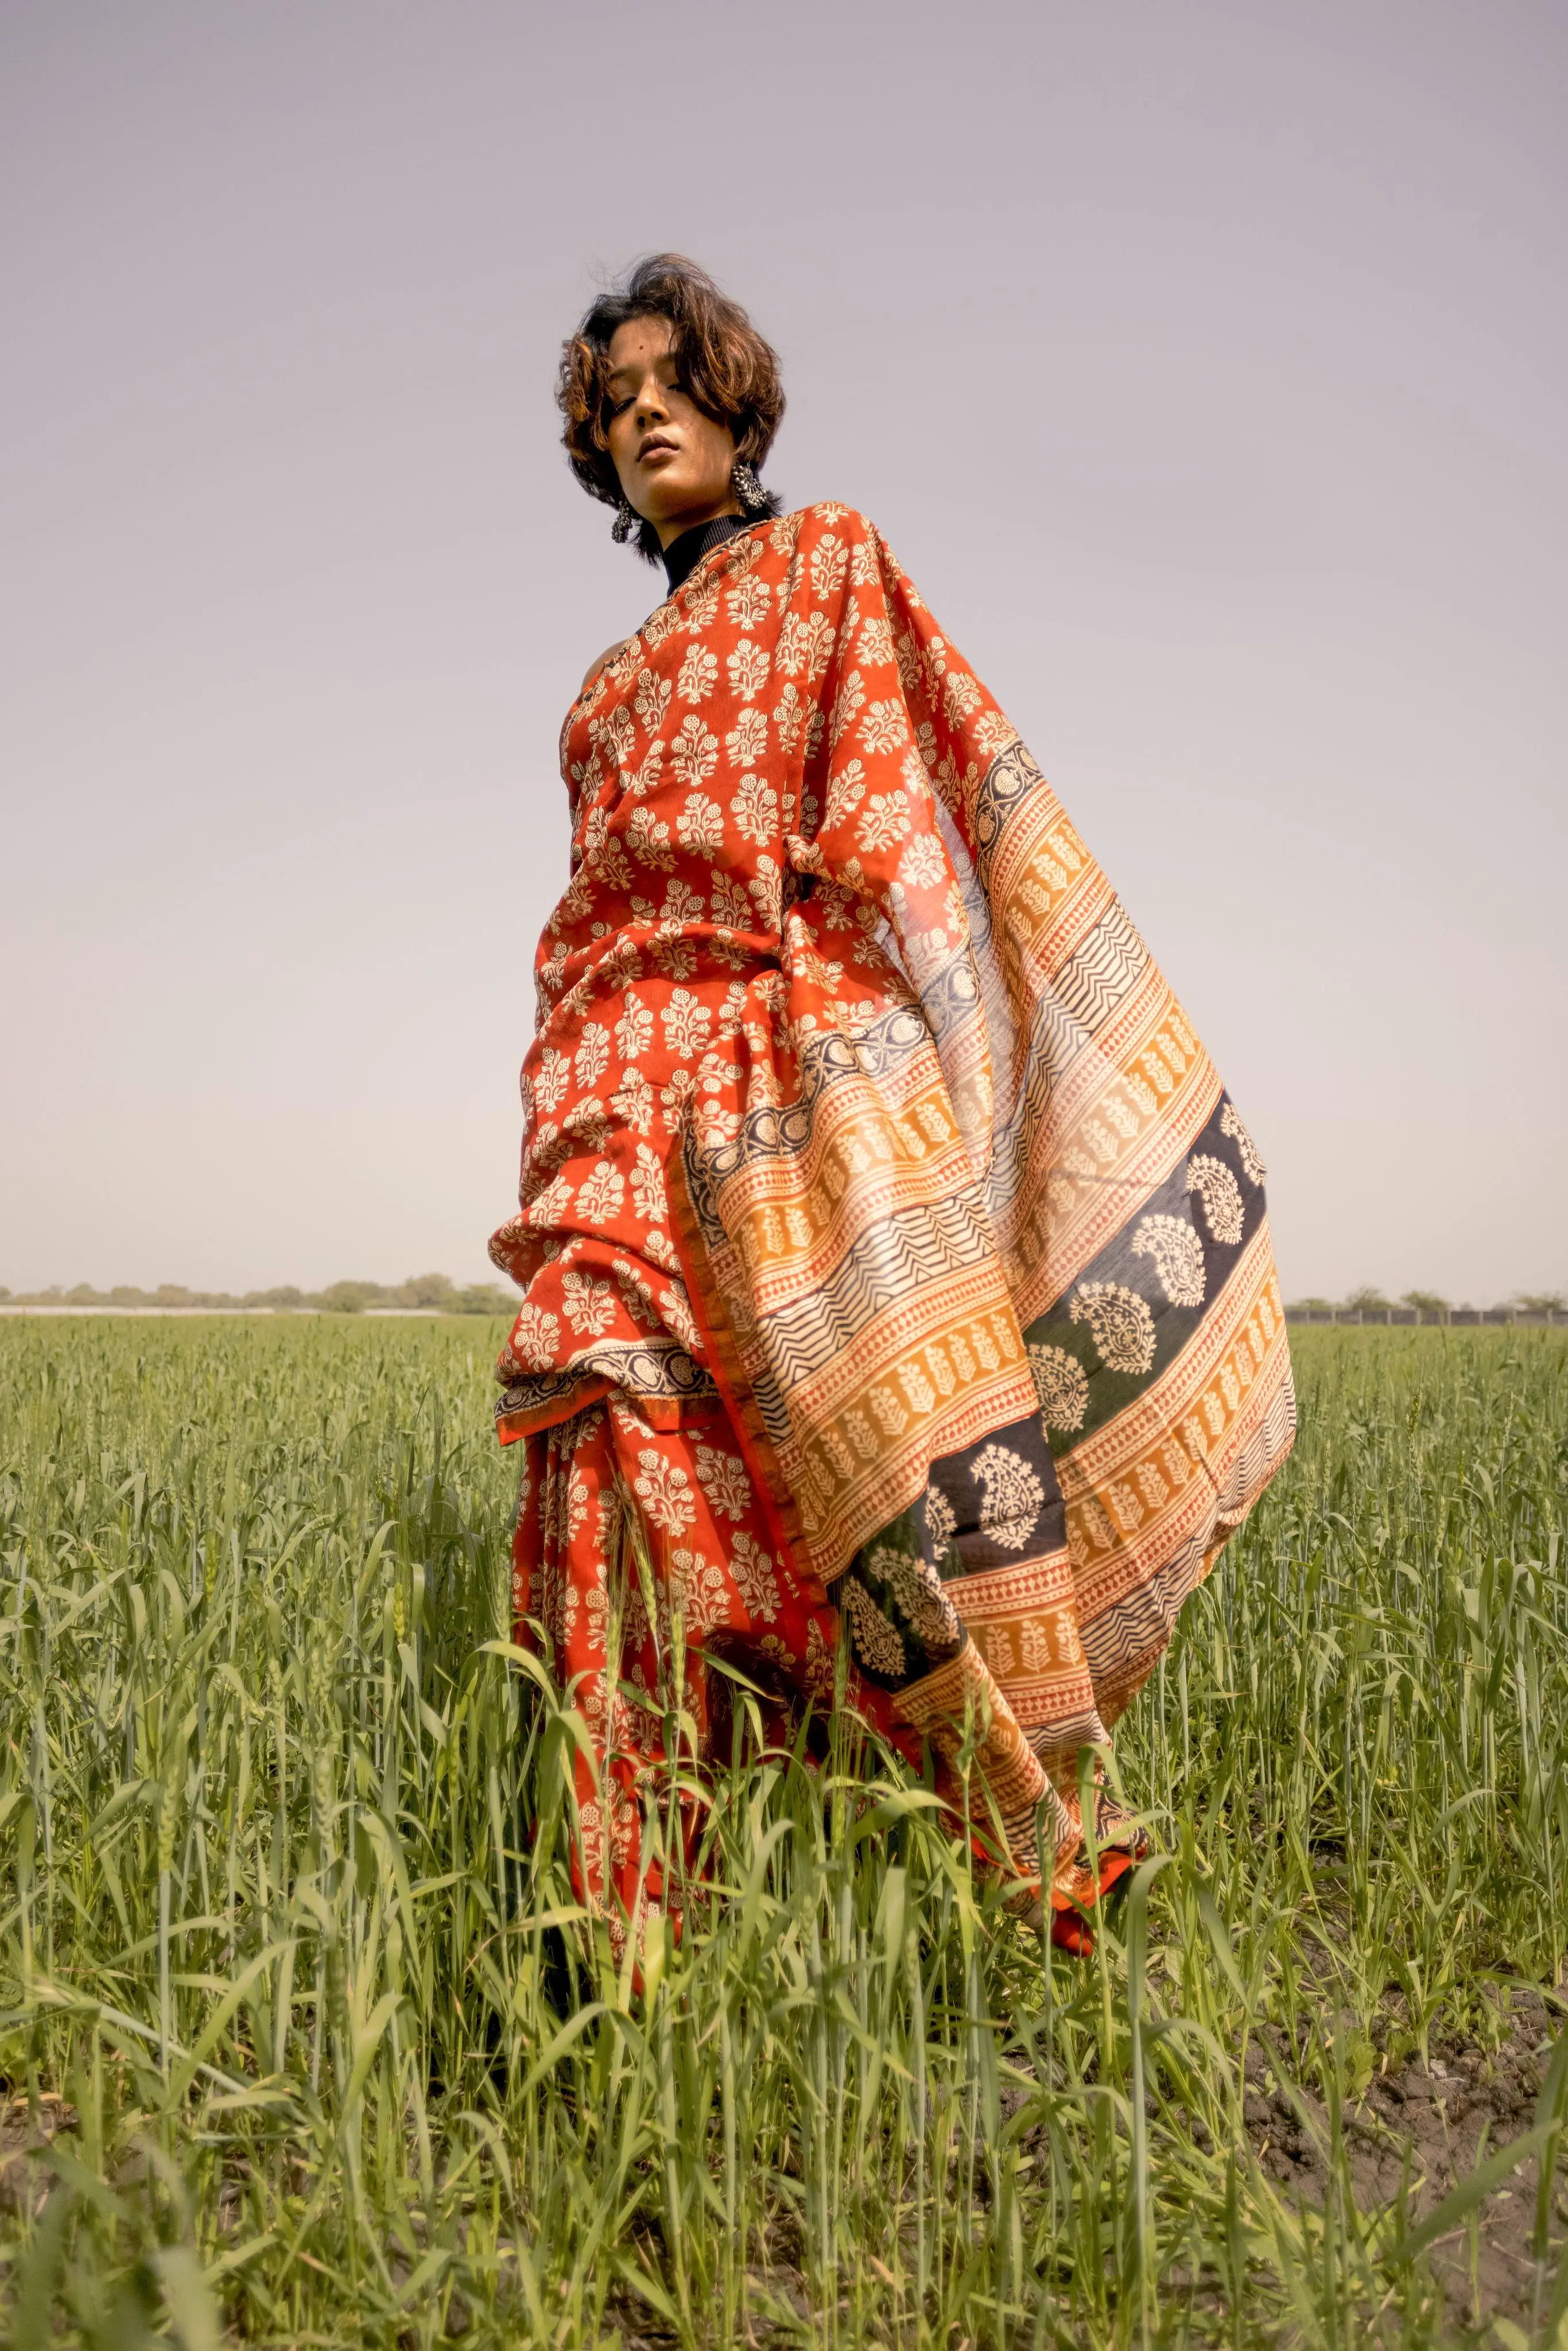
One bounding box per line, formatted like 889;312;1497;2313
490;503;1294;1945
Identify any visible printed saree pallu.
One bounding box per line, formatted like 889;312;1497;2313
490;503;1295;1945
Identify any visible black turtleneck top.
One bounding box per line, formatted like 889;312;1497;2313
659;511;756;595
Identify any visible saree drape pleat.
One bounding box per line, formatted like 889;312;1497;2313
492;503;1294;1940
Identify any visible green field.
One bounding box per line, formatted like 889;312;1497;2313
1;1320;1566;2348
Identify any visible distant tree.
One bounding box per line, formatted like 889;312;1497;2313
1515;1291;1566;1314
397;1272;458;1310
1402;1290;1450;1322
1342;1286;1390;1314
319;1281;381;1314
1285;1296;1337;1313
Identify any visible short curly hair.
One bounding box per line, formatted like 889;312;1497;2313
557;254;785;563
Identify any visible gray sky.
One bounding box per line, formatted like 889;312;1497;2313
2;1;1563;1303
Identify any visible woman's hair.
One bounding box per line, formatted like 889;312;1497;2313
557;254;785;562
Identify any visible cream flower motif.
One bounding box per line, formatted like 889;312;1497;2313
1069;1282;1157;1376
677;643;719;703
614;994;653;1062
710;871;755;930
674;790;723;859
859;700;910;755
729;774;778;845
840;1576;906;1677
525;1172;573;1230
577;1161;626;1225
508;1302;561;1371
669;1546;730;1634
726;575;771;629
942;668;983;721
670;715;719;787
823;757;867;828
855;616;896;669
632;667;672;731
772;682;806;752
923;1484;957;1554
809;533;848;602
1028;1343;1089;1431
727;639;770;700
694;1444;751;1522
573;1023;610;1086
728;1528;778;1623
774;608;835;683
596;703;636;769
868;1543;961;1650
661;989;713;1060
533;1048;570;1115
628;1141;667;1226
560;1272;616;1337
633;1449;696;1535
857;793;913;853
681;581;720;632
828;668;867;749
1186;1154;1245;1246
1131;1213;1206;1308
611;1068;654;1135
898;834;946;890
725;707;769;768
626;807;674;870
1219;1102;1267;1185
969;1444;1046;1551
619;739;663;800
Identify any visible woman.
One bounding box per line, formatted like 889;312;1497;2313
490;255;1294;1956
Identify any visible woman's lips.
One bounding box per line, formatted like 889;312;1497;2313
638;435;679;464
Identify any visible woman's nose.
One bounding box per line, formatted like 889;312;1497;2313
635;375;670;425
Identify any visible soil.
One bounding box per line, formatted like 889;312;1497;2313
1237;1980;1563;2331
0;2092;76;2223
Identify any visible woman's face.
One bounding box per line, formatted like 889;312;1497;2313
604;316;739;546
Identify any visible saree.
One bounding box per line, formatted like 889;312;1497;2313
490;503;1294;1942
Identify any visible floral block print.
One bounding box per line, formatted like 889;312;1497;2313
494;504;1293;1930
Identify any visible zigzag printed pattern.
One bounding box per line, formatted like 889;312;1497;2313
685;1004;934;1247
1044;898;1150;1035
750;1186;999;1391
984;909;1149;1228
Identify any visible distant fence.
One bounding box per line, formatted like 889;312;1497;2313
1284;1308;1565;1327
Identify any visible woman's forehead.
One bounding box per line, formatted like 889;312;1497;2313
606;315;675;381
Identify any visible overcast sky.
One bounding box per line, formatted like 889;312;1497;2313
2;1;1563;1302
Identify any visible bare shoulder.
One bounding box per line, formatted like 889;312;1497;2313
580;639;633;697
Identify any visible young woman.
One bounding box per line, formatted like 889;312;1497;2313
490;255;1294;1955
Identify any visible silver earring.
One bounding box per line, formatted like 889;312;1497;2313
611;495;638;544
731;459;767;513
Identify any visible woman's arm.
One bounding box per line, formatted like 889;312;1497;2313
580;639;632;699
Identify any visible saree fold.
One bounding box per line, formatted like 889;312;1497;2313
492;502;1294;1936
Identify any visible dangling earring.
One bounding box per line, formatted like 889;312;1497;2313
611;494;638;544
731;459;767;514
